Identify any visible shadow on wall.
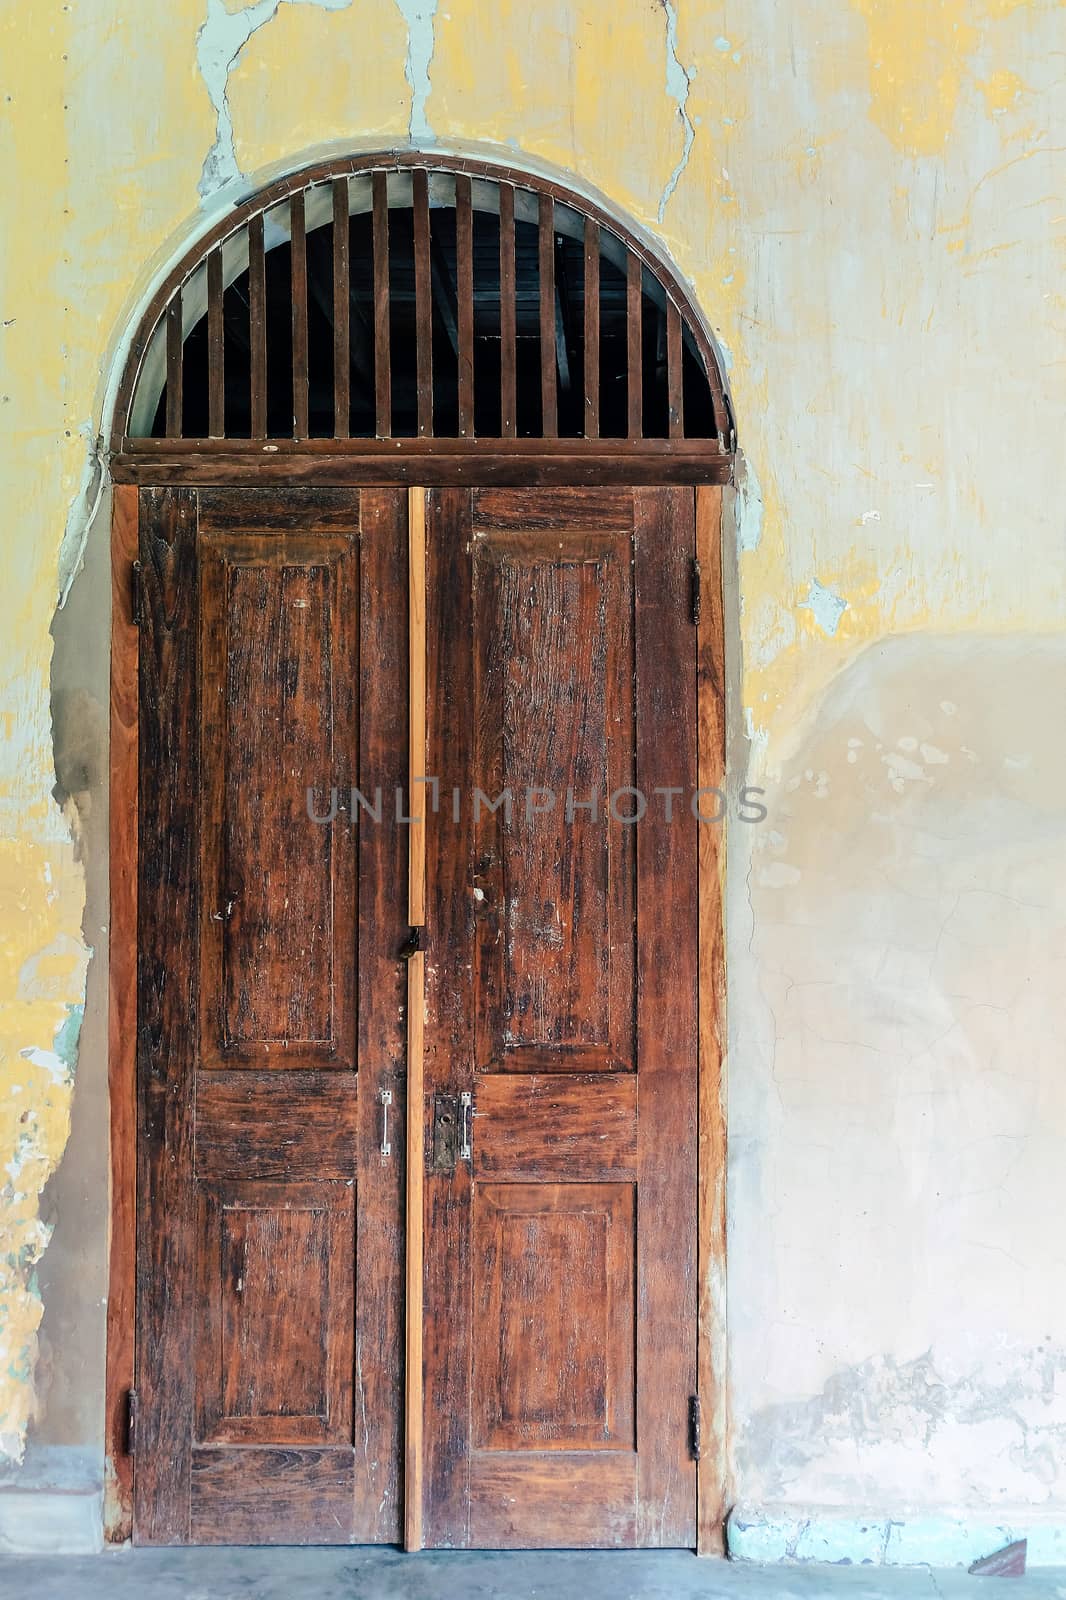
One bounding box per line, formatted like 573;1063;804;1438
730;633;1066;1515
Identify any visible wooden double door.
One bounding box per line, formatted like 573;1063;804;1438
132;483;700;1548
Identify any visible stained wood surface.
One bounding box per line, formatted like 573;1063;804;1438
499;184;516;438
248;211;266;440
413;170;433;438
207;252;224;438
695;484;727;1555
455;175;474;437
372;172;391;437
422;486;698;1550
104;484;139;1542
133;487;407;1546
290;192;309;440
333;178;351;438
135;486;200;1543
405;485;428;1551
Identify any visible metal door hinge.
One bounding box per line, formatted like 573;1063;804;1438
126;1388;139;1456
399;926;425;961
690;558;702;627
688;1394;701;1461
131;560;143;627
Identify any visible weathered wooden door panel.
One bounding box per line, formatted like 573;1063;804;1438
134;486;407;1546
422;486;698;1549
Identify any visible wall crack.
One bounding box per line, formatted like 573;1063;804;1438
196;0;353;202
394;0;438;144
657;0;696;223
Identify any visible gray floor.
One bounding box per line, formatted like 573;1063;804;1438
1;1550;1065;1600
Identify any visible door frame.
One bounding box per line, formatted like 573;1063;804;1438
105;477;727;1551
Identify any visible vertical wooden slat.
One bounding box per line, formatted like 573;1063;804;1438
104;484;139;1542
667;298;684;438
290;192;309;440
207;248;224;438
626;253;642;440
455;174;474;437
538;194;557;438
695;483;727;1555
248;212;267;439
333;177;350;438
583;218;600;439
499;184;517;438
405;485;427;1551
165;291;183;439
413;169;433;437
134;487;199;1542
372;172;392;438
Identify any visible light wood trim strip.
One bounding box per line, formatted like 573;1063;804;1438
499;183;517;438
404;484;427;1551
455;174;474;437
248;212;267;439
372;171;391;437
290;192;309;440
413;170;433;438
104;483;139;1541
207;248;224;437
165;291;183;439
332;177;350;438
626;253;642;440
695;483;727;1554
583;218;600;439
538;194;557;438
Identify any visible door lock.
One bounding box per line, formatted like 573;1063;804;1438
431;1091;473;1173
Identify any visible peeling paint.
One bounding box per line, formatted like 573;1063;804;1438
800;579;848;637
394;0;438;143
196;0;354;199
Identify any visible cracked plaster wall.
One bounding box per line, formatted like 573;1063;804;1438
1;0;1064;1530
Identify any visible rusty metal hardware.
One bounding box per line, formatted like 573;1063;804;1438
399;926;424;961
688;1394;701;1461
431;1093;459;1173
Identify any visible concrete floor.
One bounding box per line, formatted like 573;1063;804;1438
0;1550;1065;1600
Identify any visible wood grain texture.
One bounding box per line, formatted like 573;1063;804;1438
413;170;433;438
583;219;600;439
405;483;428;1550
499;184;517;438
667;301;683;439
455;174;474;437
248;211;266;440
473;1074;636;1180
626;254;642;441
190;1449;356;1545
468;1455;636;1549
194;1180;355;1446
538;194;558;438
422;488;475;1548
290;192;309;440
104;484;139;1543
207;251;224;438
633;486;698;1547
196;526;358;1068
695;484;728;1555
195;1071;359;1180
166;292;183;440
372;171;391;438
134;486;200;1544
333;178;350;438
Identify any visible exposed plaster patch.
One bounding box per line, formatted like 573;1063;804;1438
55;425;105;608
656;0;696;224
195;0;353;201
394;0;438;143
735;452;765;554
800;578;848;637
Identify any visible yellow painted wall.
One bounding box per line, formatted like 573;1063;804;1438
2;0;1064;1533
